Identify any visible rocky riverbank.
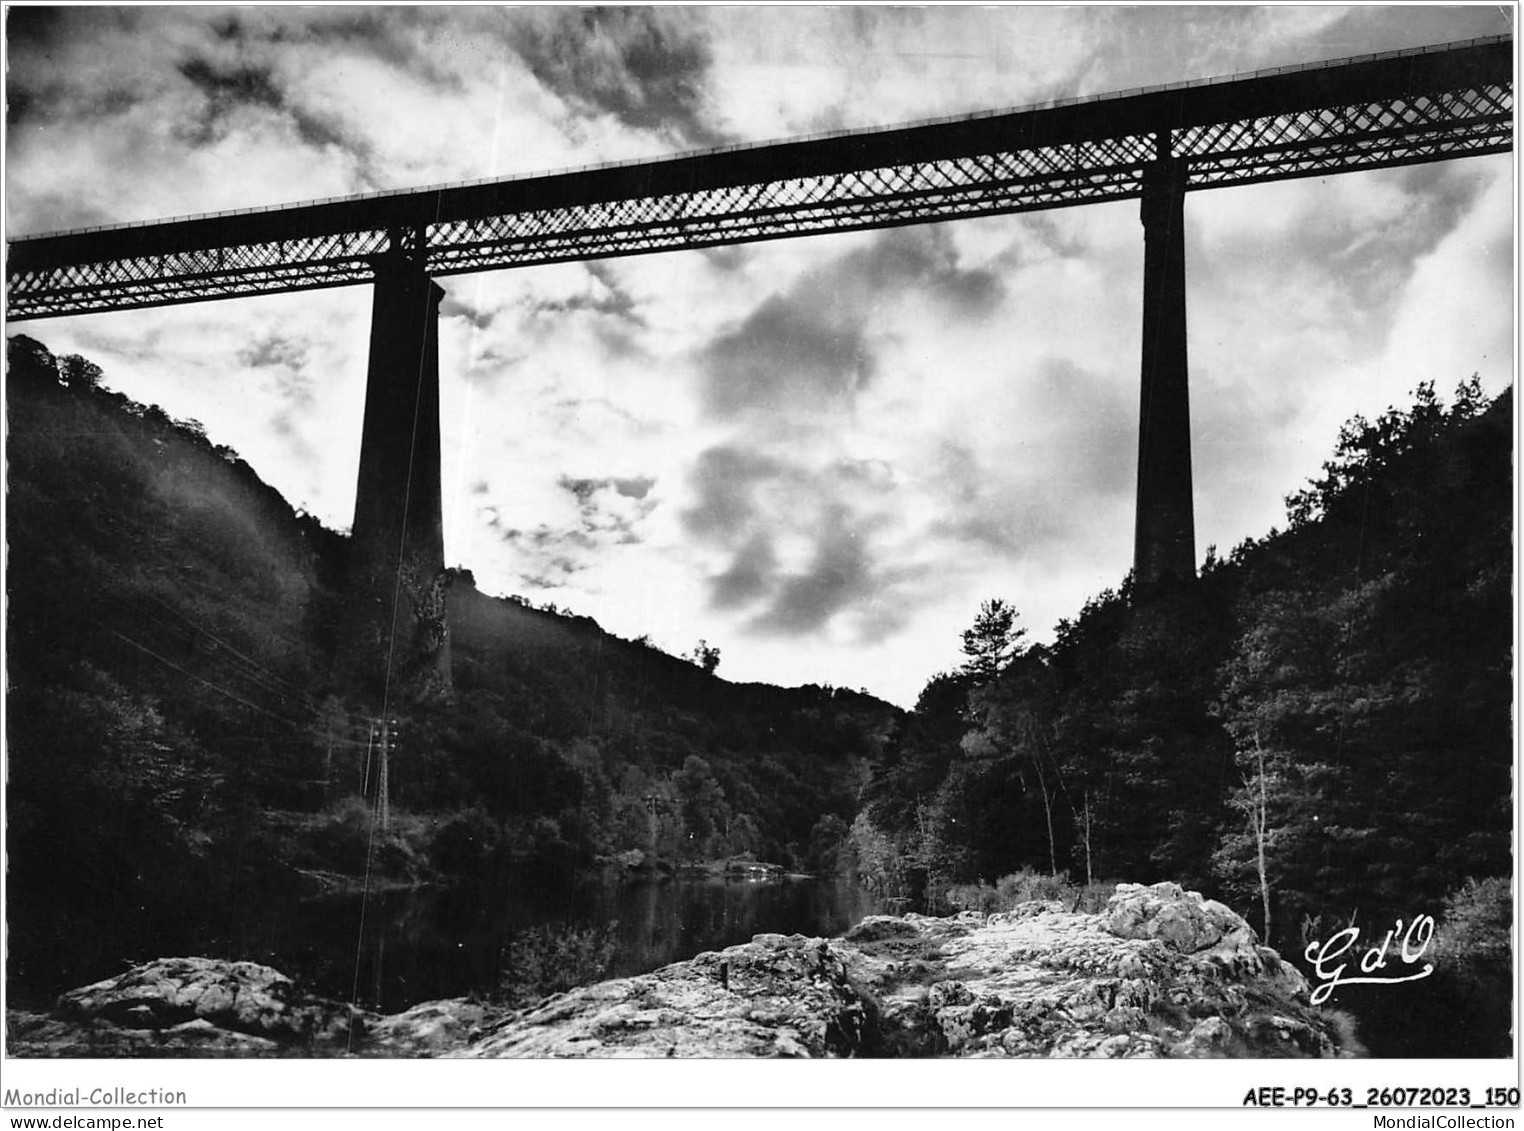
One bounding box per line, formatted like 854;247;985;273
5;882;1360;1058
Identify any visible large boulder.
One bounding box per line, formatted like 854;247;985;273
365;998;503;1056
6;884;1358;1058
8;957;365;1056
1104;882;1239;952
464;934;869;1058
1102;882;1310;996
54;957;356;1043
453;886;1352;1058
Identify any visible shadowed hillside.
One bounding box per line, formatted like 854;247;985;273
852;376;1512;963
4;334;900;1002
8;333;1510;1057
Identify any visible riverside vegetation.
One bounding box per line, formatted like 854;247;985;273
5;334;1511;1051
848;375;1511;973
5;333;894;1007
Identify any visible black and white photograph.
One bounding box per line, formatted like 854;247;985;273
1;1;1516;1117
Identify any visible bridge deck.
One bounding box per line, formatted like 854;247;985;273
6;36;1511;319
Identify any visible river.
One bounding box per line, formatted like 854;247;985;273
192;872;895;1014
9;872;1507;1056
264;877;1509;1057
1306;966;1513;1058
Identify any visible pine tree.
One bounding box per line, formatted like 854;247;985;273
960;598;1025;683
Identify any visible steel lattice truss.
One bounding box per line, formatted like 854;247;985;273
6;36;1512;320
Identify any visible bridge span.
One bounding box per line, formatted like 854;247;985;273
6;36;1512;702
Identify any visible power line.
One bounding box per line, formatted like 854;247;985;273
106;628;309;729
84;576;383;736
133;588;319;705
116;597;320;715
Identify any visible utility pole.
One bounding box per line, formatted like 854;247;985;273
376;717;399;833
361;716;398;832
643;793;661;860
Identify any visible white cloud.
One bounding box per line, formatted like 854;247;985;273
700;6;1095;140
7;6;1511;707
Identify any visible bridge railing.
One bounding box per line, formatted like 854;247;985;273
15;33;1509;245
5;35;1510;319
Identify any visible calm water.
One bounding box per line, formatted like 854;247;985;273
191;873;893;1014
1309;966;1513;1058
11;873;1507;1056
1285;911;1513;1058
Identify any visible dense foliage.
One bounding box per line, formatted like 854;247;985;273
5;335;897;997
6;331;1509;1001
853;377;1512;946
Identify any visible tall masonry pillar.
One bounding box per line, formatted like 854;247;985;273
338;243;452;705
1134;147;1196;585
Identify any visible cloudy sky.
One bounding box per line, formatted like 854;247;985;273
5;5;1513;707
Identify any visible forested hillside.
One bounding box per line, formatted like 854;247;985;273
5;330;1510;1007
5;334;897;996
852;376;1512;950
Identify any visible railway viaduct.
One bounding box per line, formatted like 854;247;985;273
7;36;1512;703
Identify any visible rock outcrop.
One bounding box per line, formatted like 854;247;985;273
461;882;1350;1058
6;883;1358;1058
7;957;362;1057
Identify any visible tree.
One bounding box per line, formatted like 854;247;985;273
1211;584;1387;936
8;334;58;388
686;639;721;674
1223;730;1277;946
673;755;730;858
1210;383;1513;932
961;650;1067;877
806;813;850;874
959;598;1025;683
58;353;103;392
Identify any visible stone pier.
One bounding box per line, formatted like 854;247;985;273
337;244;451;705
1134;148;1196;585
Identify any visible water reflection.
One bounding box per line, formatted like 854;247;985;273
11;871;1509;1057
1312;964;1513;1058
265;874;891;1013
